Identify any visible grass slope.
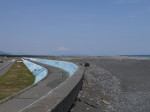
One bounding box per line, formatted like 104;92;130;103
0;62;35;100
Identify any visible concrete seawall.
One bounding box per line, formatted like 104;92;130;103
22;58;84;112
50;67;84;112
22;59;48;84
27;58;78;76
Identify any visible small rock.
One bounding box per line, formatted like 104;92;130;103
102;99;111;105
86;108;90;111
89;98;94;101
70;109;74;111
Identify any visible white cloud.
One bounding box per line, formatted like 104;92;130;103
56;46;70;52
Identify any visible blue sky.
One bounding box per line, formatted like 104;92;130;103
0;0;150;55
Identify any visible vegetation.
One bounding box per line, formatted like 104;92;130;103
0;62;35;100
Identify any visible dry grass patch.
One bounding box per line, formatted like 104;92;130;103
0;62;35;100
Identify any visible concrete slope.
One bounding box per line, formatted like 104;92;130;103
19;58;84;112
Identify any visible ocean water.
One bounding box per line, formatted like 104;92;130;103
127;55;150;58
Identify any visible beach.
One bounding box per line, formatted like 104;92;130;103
69;57;150;112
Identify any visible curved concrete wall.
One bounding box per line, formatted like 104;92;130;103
22;59;48;84
26;58;78;76
22;58;83;112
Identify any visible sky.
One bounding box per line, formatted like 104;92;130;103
0;0;150;56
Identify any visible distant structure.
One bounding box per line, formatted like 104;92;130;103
79;62;90;67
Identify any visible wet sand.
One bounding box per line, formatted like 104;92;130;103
69;57;150;112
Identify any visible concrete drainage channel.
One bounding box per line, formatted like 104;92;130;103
22;59;48;84
0;59;48;105
22;58;84;112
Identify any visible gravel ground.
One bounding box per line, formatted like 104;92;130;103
70;57;150;112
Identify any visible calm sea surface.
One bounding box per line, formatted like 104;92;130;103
127;55;150;58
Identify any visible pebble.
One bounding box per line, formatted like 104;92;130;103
86;108;90;111
89;98;94;101
70;109;74;111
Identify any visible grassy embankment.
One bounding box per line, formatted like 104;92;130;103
0;62;35;100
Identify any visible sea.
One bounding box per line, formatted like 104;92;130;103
126;55;150;58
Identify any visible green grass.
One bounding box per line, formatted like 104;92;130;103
0;62;35;100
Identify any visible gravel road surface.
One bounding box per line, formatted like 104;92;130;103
71;57;150;112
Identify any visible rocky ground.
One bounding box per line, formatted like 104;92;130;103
69;57;150;112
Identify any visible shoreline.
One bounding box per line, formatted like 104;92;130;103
69;57;150;112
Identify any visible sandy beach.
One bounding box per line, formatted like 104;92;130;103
68;57;150;112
